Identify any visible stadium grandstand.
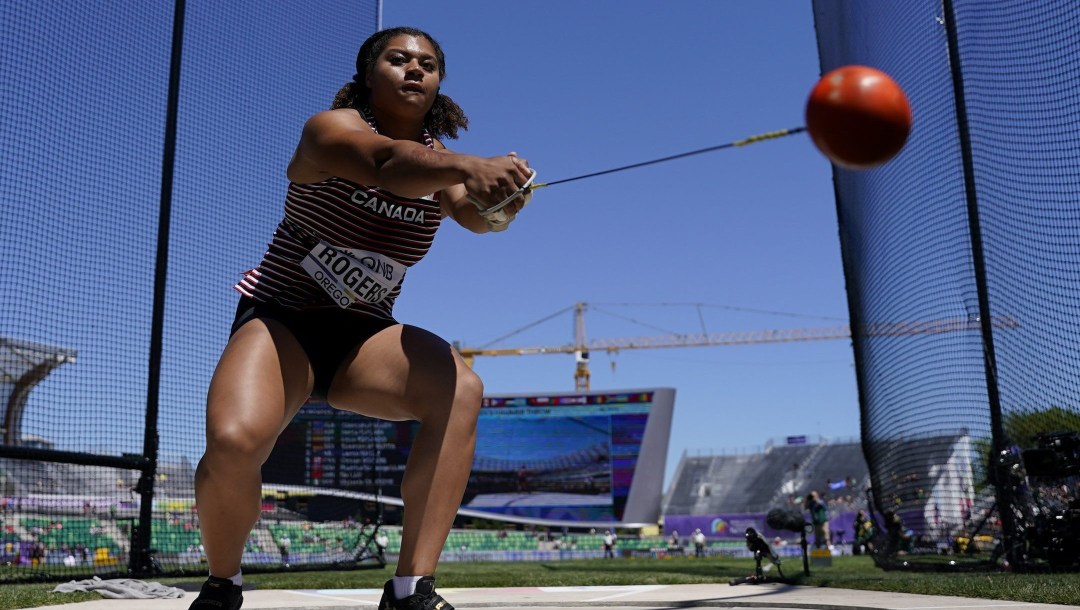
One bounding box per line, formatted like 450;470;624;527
0;434;978;572
664;436;869;515
0;453;775;571
661;434;981;556
0;480;753;570
662;437;872;545
866;434;981;545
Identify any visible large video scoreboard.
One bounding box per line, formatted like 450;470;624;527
262;388;675;524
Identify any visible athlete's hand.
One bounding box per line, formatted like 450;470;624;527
463;154;532;215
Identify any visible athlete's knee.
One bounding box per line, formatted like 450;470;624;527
458;365;483;401
454;367;484;416
204;419;275;465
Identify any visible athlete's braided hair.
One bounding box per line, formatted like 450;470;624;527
331;26;468;140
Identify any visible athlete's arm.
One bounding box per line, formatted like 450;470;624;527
439;181;490;233
287;109;528;208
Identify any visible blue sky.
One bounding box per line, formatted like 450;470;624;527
378;1;859;484
3;1;858;490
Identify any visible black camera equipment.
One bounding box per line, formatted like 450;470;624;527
767;507;812;577
730;527;792;585
1022;431;1080;478
766;508;807;532
1018;431;1080;568
331;517;388;570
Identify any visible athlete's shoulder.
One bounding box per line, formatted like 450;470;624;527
304;107;374;132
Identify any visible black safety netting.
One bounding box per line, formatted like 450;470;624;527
0;0;379;581
813;0;1080;571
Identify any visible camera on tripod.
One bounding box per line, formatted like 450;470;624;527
1020;431;1080;568
728;527;786;585
730;508;812;586
745;527;779;564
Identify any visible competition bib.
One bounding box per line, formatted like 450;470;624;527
301;241;402;309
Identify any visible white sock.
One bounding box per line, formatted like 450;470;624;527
212;570;242;587
393;575;423;599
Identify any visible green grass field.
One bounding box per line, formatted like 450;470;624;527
5;556;1079;610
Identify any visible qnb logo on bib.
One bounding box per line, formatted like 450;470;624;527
301;241;402;309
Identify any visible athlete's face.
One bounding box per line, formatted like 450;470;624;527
366;34;441;117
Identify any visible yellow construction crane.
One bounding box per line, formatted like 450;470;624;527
456;302;1017;391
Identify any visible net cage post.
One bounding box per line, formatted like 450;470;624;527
129;0;187;578
940;0;1022;567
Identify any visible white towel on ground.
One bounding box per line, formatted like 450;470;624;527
52;576;186;599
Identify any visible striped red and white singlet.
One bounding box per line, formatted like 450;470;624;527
235;112;442;321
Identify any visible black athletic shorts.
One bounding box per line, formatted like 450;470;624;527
230;296;397;400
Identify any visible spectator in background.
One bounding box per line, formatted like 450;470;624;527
375;530;389;563
883;511;913;555
854;509;874;555
30;541;45;567
278;535;291;568
668;530;682;553
804;490;831;549
692;528;706;557
602;530;616;558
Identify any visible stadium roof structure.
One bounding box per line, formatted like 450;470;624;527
0;337;77;446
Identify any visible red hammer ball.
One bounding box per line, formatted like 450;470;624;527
806;65;913;170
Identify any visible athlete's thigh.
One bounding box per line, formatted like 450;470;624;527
326;324;474;422
206;318;314;459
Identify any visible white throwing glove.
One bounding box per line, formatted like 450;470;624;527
473;169;536;232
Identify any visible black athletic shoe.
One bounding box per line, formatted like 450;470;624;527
188;575;243;610
379;576;454;610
